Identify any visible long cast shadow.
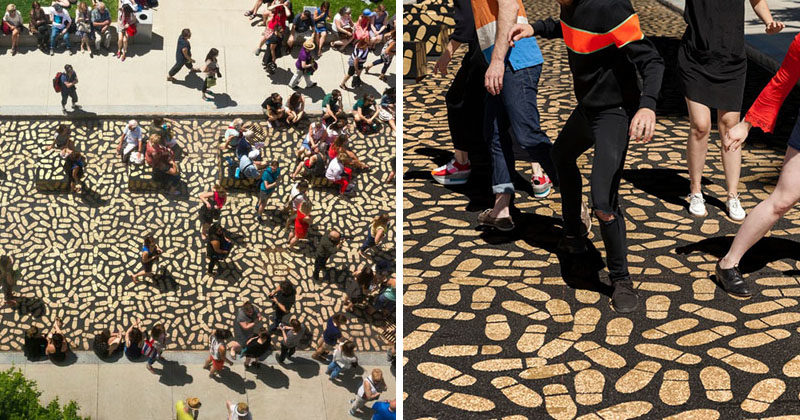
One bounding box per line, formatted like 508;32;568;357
622;168;725;212
676;236;800;274
156;359;193;386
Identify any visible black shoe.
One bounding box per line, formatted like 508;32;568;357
556;234;588;254
477;209;514;231
715;262;752;297
610;281;639;313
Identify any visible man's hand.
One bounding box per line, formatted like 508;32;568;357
507;23;534;47
484;60;504;95
433;50;452;76
723;120;752;151
765;20;785;34
628;108;656;143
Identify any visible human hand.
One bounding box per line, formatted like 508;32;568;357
723;120;752;151
765;20;785;34
628;108;656;143
484;60;504;95
433;50;452;76
508;23;534;47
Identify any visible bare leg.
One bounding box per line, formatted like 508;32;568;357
685;98;712;195
490;193;511;219
717;110;743;198
720;147;800;269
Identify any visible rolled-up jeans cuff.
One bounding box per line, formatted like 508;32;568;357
492;183;514;195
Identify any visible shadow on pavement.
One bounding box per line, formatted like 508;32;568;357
622;168;724;212
157;359;193;386
247;363;290;389
280;356;321;379
675;235;800;274
16;296;47;318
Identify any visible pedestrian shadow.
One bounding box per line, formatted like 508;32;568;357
65;107;99;119
212;260;244;283
147;269;180;293
304;84;326;102
214;368;247;393
77;184;109;208
675;235;800;274
280;356;321;379
172;72;204;91
247;363;290;389
267;67;293;85
621;168;725;212
15;296;46;318
156;360;193;386
336;365;366;393
0;169;7;181
50;351;78;367
211;92;238;109
326;267;352;284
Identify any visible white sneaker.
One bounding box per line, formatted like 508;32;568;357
688;193;707;217
727;195;746;221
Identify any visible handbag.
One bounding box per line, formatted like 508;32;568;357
205;76;217;88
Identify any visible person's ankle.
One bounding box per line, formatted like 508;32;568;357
718;257;736;270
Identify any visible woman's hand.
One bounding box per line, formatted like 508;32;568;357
723;120;752;151
629;108;656;143
433;50;452;76
507;23;534;47
765;20;785;34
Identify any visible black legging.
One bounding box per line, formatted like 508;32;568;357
445;43;488;154
551;104;633;284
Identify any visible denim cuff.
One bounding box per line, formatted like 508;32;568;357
492;183;514;195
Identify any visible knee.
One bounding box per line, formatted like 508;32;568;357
594;209;616;222
689;120;711;140
770;196;796;216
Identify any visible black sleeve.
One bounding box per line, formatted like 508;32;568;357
620;37;664;110
261;98;269;109
532;17;562;39
450;0;477;44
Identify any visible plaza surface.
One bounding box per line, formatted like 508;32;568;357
0;351;396;420
0;0;396;116
404;0;800;418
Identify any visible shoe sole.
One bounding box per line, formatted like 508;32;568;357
610;299;639;314
533;186;551;198
727;212;746;222
689;210;708;218
712;272;753;298
477;219;515;232
432;175;469;185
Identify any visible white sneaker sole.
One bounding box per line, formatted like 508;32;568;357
727;211;746;222
533;186;551;198
432;173;469;185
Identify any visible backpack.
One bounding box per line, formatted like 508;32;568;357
53;72;63;93
142;338;157;358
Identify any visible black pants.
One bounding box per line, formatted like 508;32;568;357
61;88;78;107
34;24;50;48
207;255;224;273
313;255;329;281
169;57;192;77
269;309;287;333
445;45;488;153
551;105;632;284
277;343;296;362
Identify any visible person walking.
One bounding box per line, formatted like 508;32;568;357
129;235;163;284
679;0;783;221
340;38;369;89
175;397;201;420
202;48;222;101
289;40;318;89
510;0;664;313
231;300;261;355
57;64;79;114
115;4;136;61
257;160;280;223
203;329;234;378
242;328;271;368
312;312;347;361
326;340;357;380
349;369;386;416
313;230;342;281
144;323;168;374
167;28;199;82
0;255;19;308
287;201;312;247
268;281;296;333
64;149;86;194
359;214;390;258
198;184;227;240
276;318;304;363
206;223;232;275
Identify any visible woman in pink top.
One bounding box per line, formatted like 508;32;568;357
716;33;800;297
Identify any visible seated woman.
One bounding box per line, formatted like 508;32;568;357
236;131;257;160
296;118;328;160
326;112;352;139
343;264;373;311
3;4;24;56
286;92;305;126
377;87;396;132
124;318;144;359
116;3;136;61
329;135;368;170
352;93;378;132
330;7;353;50
261;93;287;127
145;133;180;194
30;2;51;52
312;1;330;57
325;154;354;195
353;9;371;43
223;118;246;150
64;149;86;194
47;124;75;155
242;327;271;368
93;328;124;358
369;5;388;46
150;117;177;148
45;317;69;363
24;326;48;360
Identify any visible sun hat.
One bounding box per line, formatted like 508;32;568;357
362;8;373;17
186;398;201;409
303;40;315;51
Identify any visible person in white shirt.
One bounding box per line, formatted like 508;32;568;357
117;120;143;163
3;4;24;55
49;4;73;55
326;155;354;195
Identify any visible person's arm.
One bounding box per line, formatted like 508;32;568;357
182;46;192;62
239;318;256;331
211;240;228;254
483;0;518;96
116;132;124;152
199;190;214;207
374;227;385;245
363;378;378;399
433;39;462;76
271;295;288;313
750;0;784;34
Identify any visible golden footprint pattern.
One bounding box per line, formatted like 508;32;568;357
404;0;800;417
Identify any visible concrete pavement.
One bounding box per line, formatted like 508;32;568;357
0;351;395;420
0;0;396;116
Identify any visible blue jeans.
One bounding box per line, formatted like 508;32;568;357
50;26;70;50
484;63;557;194
326;361;342;379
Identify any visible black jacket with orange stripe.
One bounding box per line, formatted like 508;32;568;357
532;0;664;111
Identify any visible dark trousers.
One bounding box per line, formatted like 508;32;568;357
169;57;192;77
277;343;296;362
207;255;223;273
268;309;287;333
551;104;632;284
313;255;329;281
60;88;78;107
34;24;50;48
484;63;558;194
371;55;393;74
446;45;488;153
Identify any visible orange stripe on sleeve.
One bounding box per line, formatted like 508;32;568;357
561;14;644;54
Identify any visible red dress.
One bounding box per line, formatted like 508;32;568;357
294;210;309;239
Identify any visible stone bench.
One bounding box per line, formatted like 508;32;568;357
35;149;70;192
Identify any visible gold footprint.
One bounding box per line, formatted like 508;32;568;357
474;356;546;372
412;308;475;321
423;389;495;412
485;314;511;341
437;283;460;306
740;298;797;314
679;303;737;323
573;307;601;334
646;295;670;319
663;409;720;420
728;328;790;348
404;283;427;306
574;369;604;406
707;347;769;374
659;369;690;406
606;317;634;346
429;344;502;357
692;279;716;301
471;286;496;310
573;341;626;369
575;289;601;305
501;300;550;321
417;362;476;386
576;401;653;420
741;378;785;413
517;324;547;353
405;323;439;351
543;384;578;420
615;361;662;394
675;326;736;347
642;318;699;340
520;360;591;380
491;376;543;408
699;366;732;402
635;344;701;365
744;312;800;329
507;282;551;302
538;331;583;359
546;299;573;323
782;354;800;377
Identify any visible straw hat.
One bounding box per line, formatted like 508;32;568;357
186;398;201;409
303;40;315;51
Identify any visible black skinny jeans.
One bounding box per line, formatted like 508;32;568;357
551;104;633;284
445;44;487;153
313;255;329;281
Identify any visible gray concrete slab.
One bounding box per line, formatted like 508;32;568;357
97;363;174;420
25;363;99;420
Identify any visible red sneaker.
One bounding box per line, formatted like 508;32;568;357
431;158;470;185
